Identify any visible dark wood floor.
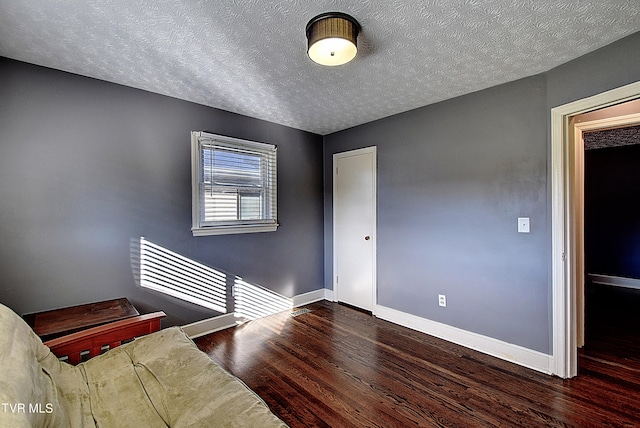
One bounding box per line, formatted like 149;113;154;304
584;283;640;364
195;299;640;427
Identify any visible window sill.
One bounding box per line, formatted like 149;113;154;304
191;224;278;237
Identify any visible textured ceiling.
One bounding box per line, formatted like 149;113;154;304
1;1;639;135
584;125;640;150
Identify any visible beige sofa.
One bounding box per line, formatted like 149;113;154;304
0;303;287;427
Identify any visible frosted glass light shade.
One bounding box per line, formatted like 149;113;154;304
306;12;360;66
308;37;357;66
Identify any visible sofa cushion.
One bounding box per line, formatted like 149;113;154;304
39;350;95;427
126;327;288;428
0;303;93;428
80;344;169;427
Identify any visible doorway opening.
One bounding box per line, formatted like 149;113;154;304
551;82;640;378
582;122;640;370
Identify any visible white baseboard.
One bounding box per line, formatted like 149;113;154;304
182;312;239;339
291;289;327;307
183;288;331;339
589;274;640;290
183;289;554;376
323;288;335;302
375;304;554;375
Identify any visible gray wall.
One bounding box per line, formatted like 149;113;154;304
0;57;324;325
546;32;640;111
324;76;550;352
324;31;640;354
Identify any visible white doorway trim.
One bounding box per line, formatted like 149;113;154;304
551;81;640;378
333;146;377;314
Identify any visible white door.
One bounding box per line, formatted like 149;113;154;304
333;147;376;312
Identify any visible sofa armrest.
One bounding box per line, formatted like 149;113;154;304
44;311;166;364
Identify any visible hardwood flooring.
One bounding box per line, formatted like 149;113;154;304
195;300;640;427
584;283;640;365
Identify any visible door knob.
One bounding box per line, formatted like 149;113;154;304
364;235;371;241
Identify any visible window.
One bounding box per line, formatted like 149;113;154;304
191;131;277;236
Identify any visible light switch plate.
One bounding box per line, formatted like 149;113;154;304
518;217;530;233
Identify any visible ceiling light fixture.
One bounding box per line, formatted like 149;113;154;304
306;12;361;66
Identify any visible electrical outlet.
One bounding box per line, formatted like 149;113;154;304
438;294;447;307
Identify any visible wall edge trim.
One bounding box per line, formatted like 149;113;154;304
589;274;640;290
183;288;330;338
182;313;239;339
375;304;554;375
185;291;554;376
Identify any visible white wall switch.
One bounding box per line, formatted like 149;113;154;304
518;217;530;233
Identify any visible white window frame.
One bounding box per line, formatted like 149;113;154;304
191;131;278;236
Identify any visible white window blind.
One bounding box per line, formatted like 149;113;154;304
191;132;277;236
